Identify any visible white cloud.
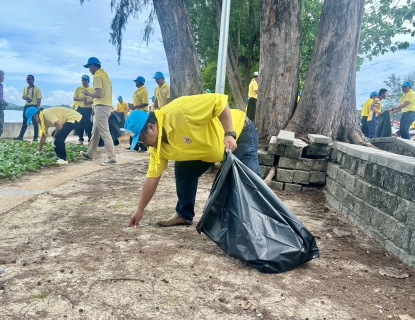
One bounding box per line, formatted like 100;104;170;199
3;86;21;104
42;90;75;106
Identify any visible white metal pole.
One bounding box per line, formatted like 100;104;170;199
215;0;231;94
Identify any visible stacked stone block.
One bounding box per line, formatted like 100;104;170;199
325;142;415;268
369;137;415;158
259;131;332;192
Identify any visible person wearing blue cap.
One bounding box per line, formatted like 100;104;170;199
149;95;156;112
203;88;212;94
127;76;149;152
116;96;129;117
367;88;388;138
152;71;170;109
15;75;42;141
360;91;378;137
126;93;261;228
80;57;117;165
26;106;82;165
73;74;94;145
388;81;415;139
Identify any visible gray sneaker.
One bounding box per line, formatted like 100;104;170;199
101;159;117;166
80;151;92;160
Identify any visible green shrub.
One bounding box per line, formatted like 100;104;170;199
0;140;87;181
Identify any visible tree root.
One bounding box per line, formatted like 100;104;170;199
264;166;276;185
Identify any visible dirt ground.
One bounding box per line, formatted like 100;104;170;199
0;159;414;320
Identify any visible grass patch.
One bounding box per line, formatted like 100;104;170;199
0;140;87;180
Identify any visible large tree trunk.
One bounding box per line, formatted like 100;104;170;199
256;0;301;140
285;0;367;144
213;0;247;109
153;0;203;99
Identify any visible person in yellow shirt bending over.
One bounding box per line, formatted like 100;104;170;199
388;81;415;139
73;74;94;145
26;106;82;165
360;91;377;137
246;71;258;123
126;93;261;228
116;96;129;116
152;71;171;109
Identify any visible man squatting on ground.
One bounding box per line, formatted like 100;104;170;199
25;106;82;165
80;57;117;166
127;93;261;228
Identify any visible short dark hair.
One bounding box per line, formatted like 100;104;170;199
141;112;158;135
27;74;34;80
92;63;101;68
378;88;388;96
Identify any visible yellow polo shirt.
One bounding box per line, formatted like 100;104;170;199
73;85;94;108
22;86;42;106
248;79;258;99
154;82;170;108
147;94;245;178
117;101;129;116
133;86;149;111
92;68;113;107
400;89;415;113
368;97;382;121
39;107;82;136
361;98;373;117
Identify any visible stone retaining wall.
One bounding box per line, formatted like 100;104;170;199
370;137;415;158
325;142;415;267
259;131;331;192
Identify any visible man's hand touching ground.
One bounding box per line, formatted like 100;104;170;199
129;208;144;228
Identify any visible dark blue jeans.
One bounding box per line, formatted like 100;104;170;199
367;115;376;138
398;111;415;139
174;120;261;222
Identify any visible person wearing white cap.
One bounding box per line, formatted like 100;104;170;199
73;74;94;145
246;71;259;123
388;81;415;139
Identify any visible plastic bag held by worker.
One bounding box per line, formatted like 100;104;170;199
196;152;319;273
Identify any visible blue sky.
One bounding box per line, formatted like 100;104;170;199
0;0;168;107
0;0;414;109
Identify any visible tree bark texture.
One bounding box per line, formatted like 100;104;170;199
256;0;301;140
213;0;247;110
285;0;367;144
153;0;203;99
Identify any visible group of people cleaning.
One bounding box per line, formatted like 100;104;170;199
360;81;415;140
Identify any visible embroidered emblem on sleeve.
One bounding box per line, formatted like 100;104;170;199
182;136;193;144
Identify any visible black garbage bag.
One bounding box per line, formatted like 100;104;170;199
376;111;392;138
196;152;319;273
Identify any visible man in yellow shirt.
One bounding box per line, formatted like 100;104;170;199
126;93;261;228
80;57;117;166
128;76;149;152
116;96;129;116
15;74;42;141
152;71;171;109
360;91;377;137
149;95;156;112
73;74;94;145
25;106;82;165
246;71;258;123
388;81;415;139
367;88;388;138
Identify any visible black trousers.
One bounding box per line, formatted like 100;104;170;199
54;122;78;160
246;98;257;123
77;107;92;142
18;105;39;139
361;116;368;137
